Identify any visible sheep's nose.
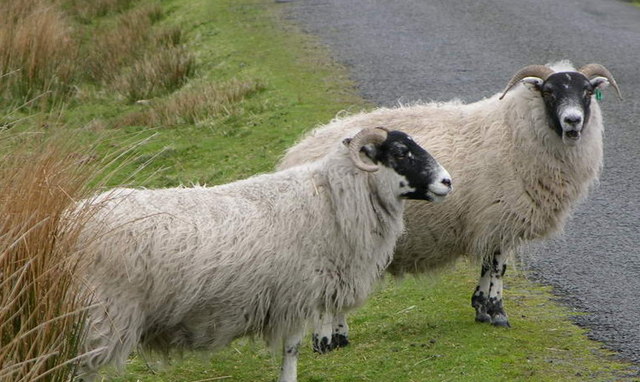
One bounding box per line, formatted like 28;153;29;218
563;115;582;127
441;178;452;189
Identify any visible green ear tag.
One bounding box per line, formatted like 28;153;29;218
595;88;603;101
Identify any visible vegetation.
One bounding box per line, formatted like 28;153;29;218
0;132;100;382
0;0;637;381
106;267;638;381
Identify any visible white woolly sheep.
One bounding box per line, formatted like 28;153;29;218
75;127;452;382
278;61;621;350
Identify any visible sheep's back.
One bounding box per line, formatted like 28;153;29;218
281;96;603;275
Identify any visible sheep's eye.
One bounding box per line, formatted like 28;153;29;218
395;147;411;160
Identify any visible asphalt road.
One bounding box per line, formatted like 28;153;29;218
282;0;640;369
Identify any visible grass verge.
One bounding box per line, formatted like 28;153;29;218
107;262;637;382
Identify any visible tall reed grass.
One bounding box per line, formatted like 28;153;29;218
115;46;196;102
117;78;265;127
1;0;194;109
0;131;100;382
84;3;158;83
65;0;135;21
0;0;78;106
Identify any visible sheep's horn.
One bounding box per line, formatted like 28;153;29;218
579;63;623;100
348;127;389;172
499;65;555;100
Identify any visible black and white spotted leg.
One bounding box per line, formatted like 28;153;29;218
471;251;510;327
471;262;492;323
279;328;303;382
331;312;349;348
487;252;509;327
312;313;334;354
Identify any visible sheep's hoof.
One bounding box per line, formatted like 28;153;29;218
331;333;349;348
312;334;334;354
473;303;491;324
472;293;491;324
475;312;492;324
491;314;511;328
486;297;510;327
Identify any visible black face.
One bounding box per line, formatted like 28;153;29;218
362;130;449;201
538;72;595;139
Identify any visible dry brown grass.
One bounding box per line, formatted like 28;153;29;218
0;0;196;110
65;0;135;21
84;4;156;83
115;46;196;102
155;25;185;47
83;2;195;101
117;78;266;127
0;0;78;105
0;131;100;382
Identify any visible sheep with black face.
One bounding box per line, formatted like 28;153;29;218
499;63;618;145
75;127;451;382
278;61;620;351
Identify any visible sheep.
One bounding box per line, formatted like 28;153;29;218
278;61;621;351
75;127;452;382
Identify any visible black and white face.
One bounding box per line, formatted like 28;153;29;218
524;72;609;146
362;130;452;202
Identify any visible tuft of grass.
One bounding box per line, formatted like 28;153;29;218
116;78;265;127
84;4;157;83
115;46;196;103
142;2;164;23
0;0;78;106
155;25;184;47
82;1;192;101
0;0;179;109
0;130;100;382
65;0;135;21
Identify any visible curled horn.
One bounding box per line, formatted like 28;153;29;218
347;126;389;172
579;63;623;100
499;65;555;100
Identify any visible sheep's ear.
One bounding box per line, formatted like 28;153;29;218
590;76;610;90
361;143;378;162
521;77;544;92
343;137;376;157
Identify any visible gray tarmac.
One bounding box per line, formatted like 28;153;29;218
281;0;640;369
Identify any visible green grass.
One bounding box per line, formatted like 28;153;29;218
107;262;636;382
3;0;639;380
59;0;363;189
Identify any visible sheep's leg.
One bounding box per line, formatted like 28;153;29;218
312;312;334;353
76;301;145;380
331;312;349;348
279;328;304;382
487;252;510;327
471;262;492;323
471;251;510;327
